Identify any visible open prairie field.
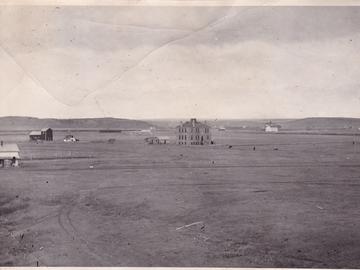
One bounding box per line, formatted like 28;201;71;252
1;130;360;267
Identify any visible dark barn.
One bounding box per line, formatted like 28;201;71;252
41;128;53;141
29;128;53;141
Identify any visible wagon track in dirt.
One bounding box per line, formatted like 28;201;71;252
11;211;59;236
56;191;118;266
57;197;109;266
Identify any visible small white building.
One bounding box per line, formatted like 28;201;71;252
64;135;79;142
265;122;281;133
0;142;20;167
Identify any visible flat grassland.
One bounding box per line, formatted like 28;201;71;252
1;130;360;267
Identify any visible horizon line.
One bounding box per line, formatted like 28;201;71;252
1;116;360;120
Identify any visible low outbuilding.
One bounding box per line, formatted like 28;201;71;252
145;136;170;144
29;130;42;141
158;136;170;144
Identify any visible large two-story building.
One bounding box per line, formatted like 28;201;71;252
176;118;212;145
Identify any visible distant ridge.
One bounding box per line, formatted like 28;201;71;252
0;116;152;130
145;117;360;131
1;117;359;132
281;117;360;130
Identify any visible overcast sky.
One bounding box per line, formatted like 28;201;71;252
0;5;360;119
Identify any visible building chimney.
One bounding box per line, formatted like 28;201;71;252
191;118;196;127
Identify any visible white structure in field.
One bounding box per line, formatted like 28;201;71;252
264;122;281;133
64;135;79;142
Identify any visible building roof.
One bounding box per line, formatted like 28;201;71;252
144;136;158;141
145;136;169;141
29;130;42;136
177;118;210;129
265;122;281;128
0;144;20;159
0;143;20;153
41;128;52;131
0;152;20;159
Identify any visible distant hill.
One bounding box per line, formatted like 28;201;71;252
149;117;360;132
148;119;289;130
3;117;359;132
0;117;152;130
281;117;360;131
208;119;293;130
211;118;360;131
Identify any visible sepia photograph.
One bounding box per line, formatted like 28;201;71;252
0;0;360;268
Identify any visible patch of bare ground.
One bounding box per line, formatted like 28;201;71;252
0;193;33;266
